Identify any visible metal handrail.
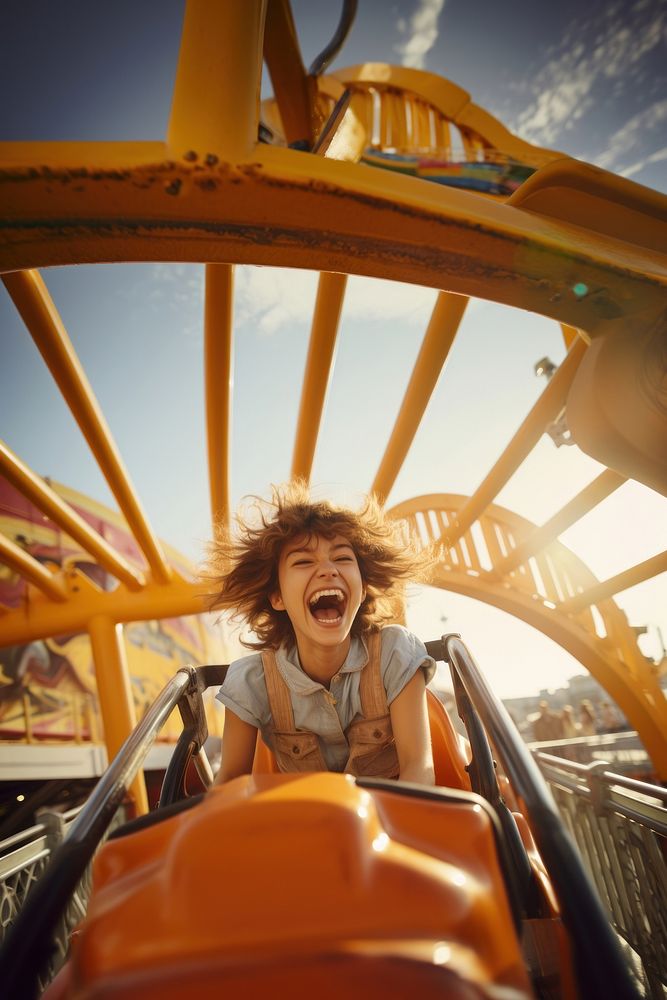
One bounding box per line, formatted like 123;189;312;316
0;822;46;855
0;667;195;999
534;750;666;996
432;633;641;1000
536;751;667;833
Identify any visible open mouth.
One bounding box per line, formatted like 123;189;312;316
308;588;346;624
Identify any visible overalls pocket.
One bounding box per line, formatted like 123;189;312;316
346;716;399;779
272;730;327;772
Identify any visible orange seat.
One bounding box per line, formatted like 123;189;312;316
252;689;470;790
252;729;280;774
426;689;471;789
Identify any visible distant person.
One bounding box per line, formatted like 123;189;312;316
558;704;581;760
532;700;564;742
579;700;597;737
561;705;579;739
208;483;436;786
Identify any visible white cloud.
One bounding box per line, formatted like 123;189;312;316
146;264;463;339
620;144;667;179
345;274;439;322
394;0;446;71
512;0;666;147
234;267;318;334
151;263;204;308
234;266;443;334
130;263;205;339
593;99;667;173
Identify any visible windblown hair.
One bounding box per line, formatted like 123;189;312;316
206;481;429;650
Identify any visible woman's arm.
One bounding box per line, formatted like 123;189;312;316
390;669;435;785
214;709;258;784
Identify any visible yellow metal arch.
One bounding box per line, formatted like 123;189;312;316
326;63;565;168
388;493;667;776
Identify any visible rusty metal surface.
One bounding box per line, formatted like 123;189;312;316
1;147;665;339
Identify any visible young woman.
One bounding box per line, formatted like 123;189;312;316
208;483;435;786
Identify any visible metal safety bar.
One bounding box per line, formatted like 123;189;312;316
0;665;220;999
426;633;641;1000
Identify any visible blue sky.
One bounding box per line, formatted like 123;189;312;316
1;1;666;696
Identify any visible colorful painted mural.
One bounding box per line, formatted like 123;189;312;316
360;149;535;195
0;478;230;744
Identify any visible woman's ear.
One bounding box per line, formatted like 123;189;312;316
269;591;285;611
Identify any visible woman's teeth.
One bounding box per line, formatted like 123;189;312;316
308;588;345;623
308;588;344;605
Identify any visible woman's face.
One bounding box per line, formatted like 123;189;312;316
270;533;365;660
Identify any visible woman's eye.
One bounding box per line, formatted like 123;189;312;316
292;559;312;567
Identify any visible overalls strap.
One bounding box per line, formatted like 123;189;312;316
358;631;387;718
346;631;399;779
261;649;295;731
261;648;326;772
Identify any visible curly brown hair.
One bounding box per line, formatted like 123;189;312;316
206;482;429;650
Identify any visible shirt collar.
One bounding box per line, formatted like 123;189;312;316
275;634;370;693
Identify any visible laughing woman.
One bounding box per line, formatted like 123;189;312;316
208;482;436;786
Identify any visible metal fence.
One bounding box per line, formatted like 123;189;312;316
0;805;124;990
536;751;667;999
528;729;652;776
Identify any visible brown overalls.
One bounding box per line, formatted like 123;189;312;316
260;631;400;778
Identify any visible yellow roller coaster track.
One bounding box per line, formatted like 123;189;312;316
0;1;665;809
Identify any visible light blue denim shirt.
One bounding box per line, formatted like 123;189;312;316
216;624;436;772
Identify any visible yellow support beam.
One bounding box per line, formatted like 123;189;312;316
372;292;468;504
490;468;626;578
321;90;368;162
2;269;172;584
560;323;582;348
560;551;667;614
508;157;667;253
167;0;266;160
0;571;203;648
263;0;315;148
291;272;347;483
0;534;67;602
1;144;664;347
0;439;146;591
204;264;234;527
0;140;165;171
447;336;588;546
88;616;148;816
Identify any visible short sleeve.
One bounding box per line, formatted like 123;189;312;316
216;653;270;729
380;624;436;705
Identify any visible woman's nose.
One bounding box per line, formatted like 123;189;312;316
317;559;339;576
